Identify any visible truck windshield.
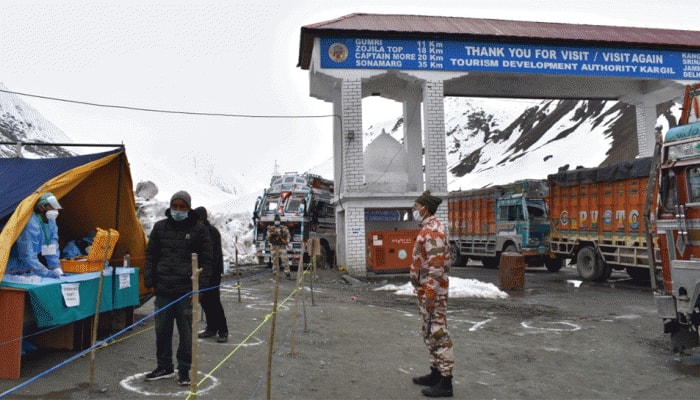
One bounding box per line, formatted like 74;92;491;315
526;200;547;218
287;197;305;214
262;197;280;214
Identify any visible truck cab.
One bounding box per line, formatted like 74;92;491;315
654;83;700;353
449;179;559;270
252;173;336;269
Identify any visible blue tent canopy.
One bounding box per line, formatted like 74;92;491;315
0;149;120;221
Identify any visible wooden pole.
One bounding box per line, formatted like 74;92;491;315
190;253;202;398
309;254;316;307
302;274;308;332
266;250;281;400
88;231;113;395
309;238;320;306
290;241;306;355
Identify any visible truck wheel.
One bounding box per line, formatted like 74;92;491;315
595;260;613;282
449;243;467;267
544;257;564;272
670;327;700;354
482;257;499;269
576;247;603;281
625;267;651;282
504;244;518;254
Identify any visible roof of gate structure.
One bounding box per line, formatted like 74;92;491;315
298;13;700;101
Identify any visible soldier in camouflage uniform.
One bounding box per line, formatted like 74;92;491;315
266;214;292;278
410;191;454;398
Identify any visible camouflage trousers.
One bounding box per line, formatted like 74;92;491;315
417;293;454;376
270;245;290;273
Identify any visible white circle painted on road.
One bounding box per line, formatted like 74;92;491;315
120;371;220;397
520;321;581;332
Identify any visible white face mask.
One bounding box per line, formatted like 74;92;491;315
45;210;59;221
413;209;423;222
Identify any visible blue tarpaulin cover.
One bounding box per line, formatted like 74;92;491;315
0;150;119;221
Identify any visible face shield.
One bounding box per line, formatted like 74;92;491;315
38;193;63;210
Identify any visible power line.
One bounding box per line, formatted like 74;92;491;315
0;88;336;119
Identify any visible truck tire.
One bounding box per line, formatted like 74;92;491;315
544;257;564;272
625;267;651;282
596;261;613;282
482;257;499;269
670;326;700;354
449;243;467;267
576;247;603;281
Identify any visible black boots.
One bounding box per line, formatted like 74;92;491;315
413;366;441;386
421;375;453;398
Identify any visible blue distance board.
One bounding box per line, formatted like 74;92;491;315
320;37;700;80
365;210;402;222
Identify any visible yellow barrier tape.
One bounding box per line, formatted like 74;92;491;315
185;272;309;399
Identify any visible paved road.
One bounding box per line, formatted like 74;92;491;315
1;263;699;399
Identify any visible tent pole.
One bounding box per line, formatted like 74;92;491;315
109;150;125;334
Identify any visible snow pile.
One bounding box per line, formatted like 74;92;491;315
135;186;259;265
375;276;509;299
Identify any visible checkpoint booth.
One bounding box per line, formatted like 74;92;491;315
0;147;151;379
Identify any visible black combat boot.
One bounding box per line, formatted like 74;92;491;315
412;366;440;386
421;375;453;397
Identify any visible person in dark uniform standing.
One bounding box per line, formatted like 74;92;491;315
144;191;213;386
194;206;229;343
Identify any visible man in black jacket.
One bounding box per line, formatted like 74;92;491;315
194;206;229;343
144;190;213;386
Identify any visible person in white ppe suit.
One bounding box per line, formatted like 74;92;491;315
6;192;64;279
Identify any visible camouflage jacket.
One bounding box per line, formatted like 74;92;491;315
266;224;291;246
410;215;450;299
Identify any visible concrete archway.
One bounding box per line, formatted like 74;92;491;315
297;13;700;276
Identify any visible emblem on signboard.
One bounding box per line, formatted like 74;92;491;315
328;43;348;63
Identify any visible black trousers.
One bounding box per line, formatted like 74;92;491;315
200;273;228;334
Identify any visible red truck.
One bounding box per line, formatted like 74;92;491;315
653;82;700;353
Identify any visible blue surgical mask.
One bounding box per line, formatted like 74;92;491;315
171;209;188;221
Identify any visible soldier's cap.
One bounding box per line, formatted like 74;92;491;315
415;190;442;215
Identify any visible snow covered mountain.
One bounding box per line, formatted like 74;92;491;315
363;96;681;191
0;83;74;158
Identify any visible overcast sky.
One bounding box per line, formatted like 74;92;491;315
3;0;698;194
